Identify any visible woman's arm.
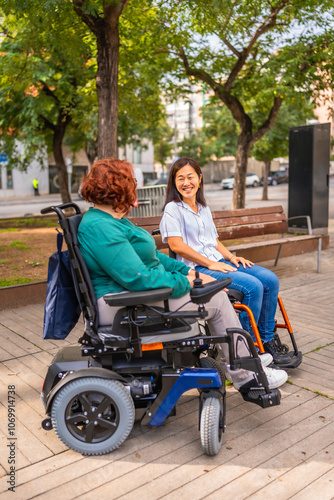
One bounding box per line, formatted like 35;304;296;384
80;224;191;298
167;236;236;273
216;239;254;269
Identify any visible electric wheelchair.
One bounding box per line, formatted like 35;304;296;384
40;203;281;457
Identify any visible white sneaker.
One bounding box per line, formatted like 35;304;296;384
259;352;273;367
263;366;288;389
225;353;273;382
232;365;288;391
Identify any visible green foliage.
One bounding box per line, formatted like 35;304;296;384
155;0;334;206
0;1;169;164
0;276;35;287
177;130;212;167
0;7;95;171
9;241;31;250
0;217;58;229
153;120;174;166
251;95;316;162
177;101;238;165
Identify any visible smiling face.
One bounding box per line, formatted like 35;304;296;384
174;164;202;203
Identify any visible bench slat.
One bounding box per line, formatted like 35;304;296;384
130;215;162;226
216;221;288;240
227;234;321;252
214;213;286;227
211;205;284;219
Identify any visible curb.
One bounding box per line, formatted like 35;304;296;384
0;281;47;311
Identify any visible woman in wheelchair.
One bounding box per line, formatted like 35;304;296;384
77;158;287;392
160;157;291;366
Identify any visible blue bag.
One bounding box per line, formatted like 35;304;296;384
43;231;81;339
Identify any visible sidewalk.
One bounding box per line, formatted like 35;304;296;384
0;193;89;219
1;240;334;498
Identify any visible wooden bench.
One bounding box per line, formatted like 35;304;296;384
131;205;322;273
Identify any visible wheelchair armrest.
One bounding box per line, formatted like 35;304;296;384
103;287;173;307
190;277;232;304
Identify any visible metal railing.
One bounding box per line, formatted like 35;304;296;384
130;185;167;217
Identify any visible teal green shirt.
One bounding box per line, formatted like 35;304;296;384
78;207;191;299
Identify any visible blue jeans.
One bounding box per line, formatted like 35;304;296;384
195;259;279;343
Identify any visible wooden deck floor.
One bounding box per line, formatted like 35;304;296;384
1;241;334;500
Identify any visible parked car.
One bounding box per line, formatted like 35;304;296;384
260;170;289;186
145;177;168;186
221;173;260;190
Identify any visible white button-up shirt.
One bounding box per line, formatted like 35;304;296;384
160;201;222;268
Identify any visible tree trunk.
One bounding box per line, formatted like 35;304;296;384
232;134;251;209
96;20;119;159
53;125;71;204
262;158;271;201
85;141;98;169
73;0;130;160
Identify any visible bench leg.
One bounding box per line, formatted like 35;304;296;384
274;244;283;267
317;237;321;273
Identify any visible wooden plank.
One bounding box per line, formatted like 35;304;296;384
289;466;334;500
151;401;334;500
217;221;288;240
211;205;284;218
130;215;162;226
227;234;321;252
213;212;286;227
210;426;334;500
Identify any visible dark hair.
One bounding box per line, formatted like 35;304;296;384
80;158;137;215
163;157;206;209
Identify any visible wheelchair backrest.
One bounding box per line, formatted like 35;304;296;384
58;210;100;341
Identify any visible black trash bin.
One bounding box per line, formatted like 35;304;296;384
288;122;330;234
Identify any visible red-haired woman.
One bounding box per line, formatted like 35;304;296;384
78;158;287;392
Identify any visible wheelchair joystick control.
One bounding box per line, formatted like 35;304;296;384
193;271;204;288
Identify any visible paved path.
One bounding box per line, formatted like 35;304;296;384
1;230;334;499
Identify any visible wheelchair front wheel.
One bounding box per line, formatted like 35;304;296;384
200;397;224;456
51;377;135;455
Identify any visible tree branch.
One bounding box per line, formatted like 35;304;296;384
104;0;130;23
72;0;100;35
222;38;241;58
251;96;283;144
224;0;289;92
39;81;60;105
178;46;249;129
38;114;56;132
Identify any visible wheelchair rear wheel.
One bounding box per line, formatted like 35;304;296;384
200;397;224;456
51;377;135;455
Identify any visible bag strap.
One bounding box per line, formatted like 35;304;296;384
56;229;64;253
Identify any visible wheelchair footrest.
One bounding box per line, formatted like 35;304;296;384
241;387;281;408
274;350;302;369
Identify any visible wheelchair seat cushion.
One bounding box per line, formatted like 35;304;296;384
97;306;201;345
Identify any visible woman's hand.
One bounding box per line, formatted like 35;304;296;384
229;255;254;269
207;261;236;273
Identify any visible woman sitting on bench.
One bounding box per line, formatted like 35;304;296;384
77;158;287;391
160;157;290;366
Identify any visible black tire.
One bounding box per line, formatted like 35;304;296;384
200;397;224;456
51;377;135;455
252;181;259;187
200;356;225;387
